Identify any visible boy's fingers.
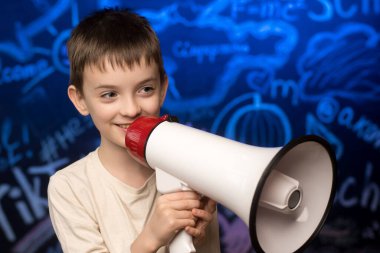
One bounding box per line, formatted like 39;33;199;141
173;218;196;230
202;197;217;212
172;210;195;219
157;199;201;212
170;199;201;210
185;226;205;238
192;208;213;222
164;191;201;201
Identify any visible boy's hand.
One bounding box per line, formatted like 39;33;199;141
185;197;217;247
143;191;201;251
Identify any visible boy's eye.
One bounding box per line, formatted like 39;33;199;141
101;91;117;99
140;86;154;94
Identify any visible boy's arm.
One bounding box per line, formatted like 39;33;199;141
130;226;161;253
131;191;201;253
48;175;109;253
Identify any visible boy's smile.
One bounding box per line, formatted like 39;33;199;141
117;124;130;131
68;58;168;151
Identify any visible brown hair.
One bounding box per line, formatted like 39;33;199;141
67;8;166;93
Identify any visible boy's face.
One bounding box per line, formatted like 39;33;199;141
68;58;168;150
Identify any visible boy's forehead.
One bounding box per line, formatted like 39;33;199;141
86;56;158;73
82;57;160;85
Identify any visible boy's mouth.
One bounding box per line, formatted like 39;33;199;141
117;124;130;131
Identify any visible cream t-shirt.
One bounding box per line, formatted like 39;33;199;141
48;149;220;253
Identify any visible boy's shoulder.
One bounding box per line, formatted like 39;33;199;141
49;149;98;188
47;149;101;215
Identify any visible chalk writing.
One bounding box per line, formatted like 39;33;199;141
172;41;250;63
316;101;380;150
339;108;380;150
231;0;306;21
270;79;299;106
0;159;66;242
51;29;71;75
0;119;33;172
231;0;380;22
211;93;291;147
309;0;380;21
0;0;70;62
336;161;379;212
0;59;48;86
316;97;340;124
297;23;380;102
39;117;92;163
306;113;344;159
146;1;297;113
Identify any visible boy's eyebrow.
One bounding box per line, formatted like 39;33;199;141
94;77;159;89
136;77;159;85
94;84;118;89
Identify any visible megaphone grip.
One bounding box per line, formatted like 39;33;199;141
155;168;196;253
169;230;196;253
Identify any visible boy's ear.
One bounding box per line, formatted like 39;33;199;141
67;85;89;116
159;76;169;107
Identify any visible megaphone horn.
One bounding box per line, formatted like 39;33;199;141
125;115;336;253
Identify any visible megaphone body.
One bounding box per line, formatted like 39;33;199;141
125;115;336;253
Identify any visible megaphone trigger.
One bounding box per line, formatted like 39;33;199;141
155;167;192;194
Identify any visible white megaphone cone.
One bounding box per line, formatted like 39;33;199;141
125;115;336;253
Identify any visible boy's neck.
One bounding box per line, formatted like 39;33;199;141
98;143;154;189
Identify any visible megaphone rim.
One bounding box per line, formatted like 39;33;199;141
249;134;337;253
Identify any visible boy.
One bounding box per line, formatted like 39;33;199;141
47;8;221;253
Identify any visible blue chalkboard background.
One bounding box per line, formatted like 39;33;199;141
0;1;379;252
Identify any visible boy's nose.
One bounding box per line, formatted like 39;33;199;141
120;98;141;118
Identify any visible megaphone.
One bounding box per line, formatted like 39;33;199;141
125;115;336;253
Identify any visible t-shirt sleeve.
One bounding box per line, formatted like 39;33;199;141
48;174;109;253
